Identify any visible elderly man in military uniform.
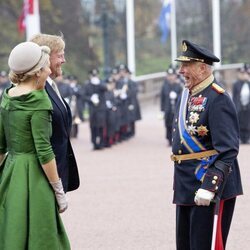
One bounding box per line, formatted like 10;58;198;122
171;40;243;250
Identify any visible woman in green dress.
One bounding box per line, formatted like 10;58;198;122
0;42;70;249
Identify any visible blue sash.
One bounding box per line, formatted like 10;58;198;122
178;88;218;181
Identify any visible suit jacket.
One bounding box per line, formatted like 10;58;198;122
172;76;243;205
45;82;80;192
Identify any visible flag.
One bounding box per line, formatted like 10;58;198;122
17;0;40;40
158;0;171;43
18;0;32;34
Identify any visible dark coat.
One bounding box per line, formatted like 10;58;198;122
160;79;183;126
172;79;243;205
104;90;117;137
127;80;142;122
84;81;107;128
232;80;250;133
45;82;80;192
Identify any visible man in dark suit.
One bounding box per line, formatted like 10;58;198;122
171;40;243;249
30;33;79;192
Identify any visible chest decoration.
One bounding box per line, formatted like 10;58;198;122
177;88;207;153
187;124;197;135
188;96;207;112
189;111;200;124
197;125;209;137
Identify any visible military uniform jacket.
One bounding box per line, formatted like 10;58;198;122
172;75;243;205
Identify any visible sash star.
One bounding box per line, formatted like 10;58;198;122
187;124;197;135
197;125;209;137
189;112;200;124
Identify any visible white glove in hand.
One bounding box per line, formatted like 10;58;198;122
120;91;127;100
50;179;68;213
106;100;112;109
194;188;215;206
90;93;100;105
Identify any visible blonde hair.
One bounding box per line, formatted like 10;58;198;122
9;46;51;84
30;33;65;53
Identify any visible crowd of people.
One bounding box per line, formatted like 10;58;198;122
55;64;142;150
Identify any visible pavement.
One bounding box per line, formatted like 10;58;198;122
61;102;250;250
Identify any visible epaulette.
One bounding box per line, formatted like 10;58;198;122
211;83;225;94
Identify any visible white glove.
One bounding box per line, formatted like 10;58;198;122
90;93;99;105
128;104;134;110
120;91;127;100
50;179;68;213
194;188;215;206
157;111;164;120
106;100;112;109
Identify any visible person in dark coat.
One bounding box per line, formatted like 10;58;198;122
232;64;250;144
30;33;80;192
115;64;132;140
65;75;85;138
126;69;142;138
171;40;243;250
160;67;183;146
104;77;118;147
84;68;108;150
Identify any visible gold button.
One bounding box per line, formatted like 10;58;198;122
178;150;182;154
215;186;218;190
212;180;216;185
213;176;218;180
178;160;181;164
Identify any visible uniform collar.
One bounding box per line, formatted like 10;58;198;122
190;74;214;96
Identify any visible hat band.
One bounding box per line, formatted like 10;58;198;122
176;56;204;63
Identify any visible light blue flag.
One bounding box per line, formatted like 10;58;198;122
158;0;171;43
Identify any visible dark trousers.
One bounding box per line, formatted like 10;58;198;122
166;124;173;145
176;198;236;250
90;126;104;149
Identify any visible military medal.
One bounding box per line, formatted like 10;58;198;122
189;112;200;124
188;96;207;112
187;124;197;135
197;125;209;137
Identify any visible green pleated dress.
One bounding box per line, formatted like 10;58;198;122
0;87;70;250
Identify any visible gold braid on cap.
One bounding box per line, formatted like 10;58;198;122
177;56;204;63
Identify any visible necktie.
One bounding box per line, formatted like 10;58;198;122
51;81;66;108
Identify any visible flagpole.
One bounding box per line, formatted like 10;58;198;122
126;0;136;76
26;0;41;41
212;0;221;67
170;0;177;66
